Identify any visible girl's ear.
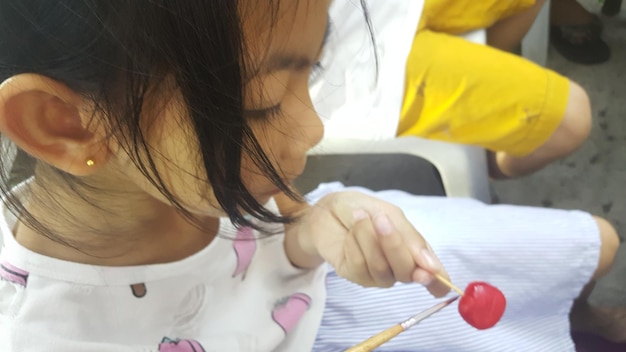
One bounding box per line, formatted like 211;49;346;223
0;74;110;176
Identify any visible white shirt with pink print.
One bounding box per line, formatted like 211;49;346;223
0;186;326;352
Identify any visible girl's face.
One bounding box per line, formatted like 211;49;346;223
112;0;331;216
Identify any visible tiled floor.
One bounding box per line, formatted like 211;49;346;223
492;15;626;306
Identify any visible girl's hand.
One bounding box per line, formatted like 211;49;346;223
288;191;451;297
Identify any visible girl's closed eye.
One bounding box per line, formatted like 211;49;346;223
309;19;330;83
309;61;325;82
245;103;283;120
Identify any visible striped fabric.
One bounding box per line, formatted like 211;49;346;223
309;183;600;352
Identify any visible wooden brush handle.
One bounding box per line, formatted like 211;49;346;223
345;324;404;352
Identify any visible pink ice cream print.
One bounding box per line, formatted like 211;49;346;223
0;260;28;287
158;337;206;352
272;293;312;334
232;226;256;279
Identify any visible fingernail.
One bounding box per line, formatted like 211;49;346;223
353;209;368;222
421;248;442;271
373;214;393;236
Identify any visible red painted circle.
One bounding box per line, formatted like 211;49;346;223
458;281;506;330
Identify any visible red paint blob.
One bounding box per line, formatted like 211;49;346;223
458;281;506;330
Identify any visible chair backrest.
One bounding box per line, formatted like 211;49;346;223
301;137;491;203
296;152;447;197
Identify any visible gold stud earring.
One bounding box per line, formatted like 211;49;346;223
86;159;95;167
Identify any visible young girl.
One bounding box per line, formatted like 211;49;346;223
0;1;623;351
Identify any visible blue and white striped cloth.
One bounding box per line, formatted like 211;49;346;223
308;183;600;352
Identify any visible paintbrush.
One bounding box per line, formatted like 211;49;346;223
345;296;459;352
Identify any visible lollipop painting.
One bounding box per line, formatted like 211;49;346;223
435;274;507;330
458;281;507;330
347;274;507;351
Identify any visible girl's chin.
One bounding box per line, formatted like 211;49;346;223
256;194;275;205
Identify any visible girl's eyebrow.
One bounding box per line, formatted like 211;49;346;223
264;16;332;73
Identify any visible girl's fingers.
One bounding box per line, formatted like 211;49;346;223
325;192;450;292
341;220;376;287
383;209;451;297
411;247;451;297
352;216;395;287
423;245;452;297
389;211;444;273
414;267;452;298
372;213;418;283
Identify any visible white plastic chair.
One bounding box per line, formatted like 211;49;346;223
302;137;491;202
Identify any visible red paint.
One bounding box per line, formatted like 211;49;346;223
458;281;506;330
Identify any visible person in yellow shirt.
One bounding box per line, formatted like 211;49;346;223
399;0;592;178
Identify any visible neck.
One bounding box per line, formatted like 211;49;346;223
13;170;219;266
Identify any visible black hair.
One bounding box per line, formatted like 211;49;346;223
0;0;373;244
